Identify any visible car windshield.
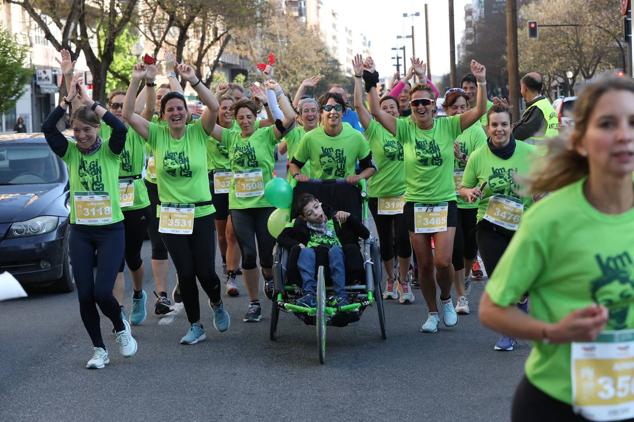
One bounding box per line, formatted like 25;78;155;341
0;144;63;185
562;100;575;117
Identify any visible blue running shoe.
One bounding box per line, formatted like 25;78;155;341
130;290;147;325
180;323;206;345
494;335;517;351
211;302;230;333
296;294;316;308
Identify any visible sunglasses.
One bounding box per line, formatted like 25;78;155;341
410;98;434;107
322;104;343;112
109;102;124;110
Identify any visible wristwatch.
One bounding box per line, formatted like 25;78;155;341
146;81;156;87
90;102;102;111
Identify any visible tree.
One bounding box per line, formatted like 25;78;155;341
0;27;33;113
103;26;138;93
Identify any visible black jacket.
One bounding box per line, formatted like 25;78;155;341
277;206;369;250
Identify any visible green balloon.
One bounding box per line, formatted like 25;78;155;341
267;208;290;238
264;177;293;209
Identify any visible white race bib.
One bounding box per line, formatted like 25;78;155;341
146;156;156;180
414;203;448;234
571;330;634;421
74;192;113;225
483;195;524;231
213;171;232;194
234;169;264;198
118;180;135;208
159;204;195;235
378;196;405;215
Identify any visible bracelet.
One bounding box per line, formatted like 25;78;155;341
63;98;72;106
146;81;156;87
191;79;202;88
90;102;100;111
167;72;177;78
262;102;269;107
477;81;487;86
354;75;362;78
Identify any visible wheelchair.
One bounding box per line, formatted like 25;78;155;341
269;180;386;364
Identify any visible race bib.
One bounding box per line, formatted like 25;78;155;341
213;171;232;194
378;196;405;215
454;170;464;195
118;180;135;208
159;204;195;235
414;202;448;234
146;156;156;180
234;169;264;198
483;195;524;231
571;330;634;421
74;192;112;225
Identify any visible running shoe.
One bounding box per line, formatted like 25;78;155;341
180;323;206;345
115;319;138;357
471;260;484;281
211;302;230;333
441;298;458;327
86;347;109;369
383;280;398;300
235;268;243;276
420;313;440;333
225;272;239;297
154;293;173;315
243;302;262;322
296;293;316;308
494;335;517;351
398;282;415;304
517;297;529;313
464;277;472;296
172;284;182;304
455;296;470;315
130;290;147;325
330;295;349;307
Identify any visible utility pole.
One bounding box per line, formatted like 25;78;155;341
391;48;402;76
449;0;457;87
411;24;416;59
506;0;521;121
424;3;431;79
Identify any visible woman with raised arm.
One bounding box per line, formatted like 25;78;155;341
123;62;230;345
278;96;320;182
366;56;488;334
479;76;634;420
352;54;412;304
210;79;297;323
42;73;137;369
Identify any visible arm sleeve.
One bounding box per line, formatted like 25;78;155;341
425;79;440;99
358;153;374;170
513;107;544;141
102;111;128;155
388;80;406;99
266;89;284;120
41;106;69;157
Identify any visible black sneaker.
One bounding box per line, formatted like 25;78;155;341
172;284;182;304
154;293;173;315
234;268;243;276
243;303;262;322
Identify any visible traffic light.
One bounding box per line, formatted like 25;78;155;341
528;21;538;38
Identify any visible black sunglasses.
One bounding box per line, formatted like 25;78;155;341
410;98;434;107
109;102;124;110
322;104;343;112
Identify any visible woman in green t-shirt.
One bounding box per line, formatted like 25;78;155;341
123;63;230;345
479;76;634;421
443;88;487;315
278;97;320;181
210;80;297;323
352;54;413;304
459;105;534;352
367;56;488;334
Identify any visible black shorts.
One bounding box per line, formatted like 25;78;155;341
209;171;229;220
403;200;458;233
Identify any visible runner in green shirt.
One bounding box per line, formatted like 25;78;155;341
443;88;487;315
367;55;488;334
479;76;634;420
123;62;230;345
210;79;297;323
278;97;320;182
351;54;412;305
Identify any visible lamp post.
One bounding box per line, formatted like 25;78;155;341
402;12;420;62
424;2;431;80
566;70;574;96
391;48;402;76
392;46;406;77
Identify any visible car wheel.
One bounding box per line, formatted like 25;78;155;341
52;248;74;293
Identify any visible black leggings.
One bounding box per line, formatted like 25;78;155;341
145;180;169;260
452;207;478;271
69;223;125;348
230;207;275;270
368;197;411;262
160;213;221;324
476;220;514;278
511;376;634;421
118;207;149;272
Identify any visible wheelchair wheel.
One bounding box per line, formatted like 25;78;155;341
270;297;279;341
316;266;326;364
374;274;387;340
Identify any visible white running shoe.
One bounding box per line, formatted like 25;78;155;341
441;299;458;327
115;319;138;357
455;296;470;315
86;347;109;369
383;280;398;300
419;313;440;333
398;281;415;304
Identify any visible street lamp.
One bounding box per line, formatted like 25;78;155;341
402;12;420;61
566;70;574;96
392;46;406;77
391;47;403;76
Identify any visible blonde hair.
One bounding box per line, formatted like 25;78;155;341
527;75;634;194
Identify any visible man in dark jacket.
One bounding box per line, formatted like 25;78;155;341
278;193;369;307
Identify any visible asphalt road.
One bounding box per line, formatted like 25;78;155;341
0;157;529;421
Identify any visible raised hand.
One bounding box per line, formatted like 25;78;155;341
76;77;92;106
131;63;147;81
250;83;267;103
176;63;197;84
352;54;364;77
264;79;283;95
56;49;75;76
364;56;376;74
470;59;486;83
411;57;426;80
492;96;510;108
146;63;158;82
301;75;323;88
64;73;81;103
163;51;176;73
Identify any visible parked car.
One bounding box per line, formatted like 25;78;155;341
555;96;576;129
0;133;73;292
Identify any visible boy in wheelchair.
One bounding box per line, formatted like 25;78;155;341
277;192;369;308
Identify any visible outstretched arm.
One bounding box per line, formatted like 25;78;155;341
292;75;322;108
364;56;396;136
459;60;488;131
352;54;371;130
123;64;151;140
177;63;218;135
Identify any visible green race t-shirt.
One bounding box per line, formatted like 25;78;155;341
454;122;487;209
365;119;405;198
284;126;311;181
294;124;370;180
144;115;168;185
147;120;215;218
100;122;150;211
485;178;634;404
220;126;278;209
461;141;535;222
63;140;124;225
396;115;462;204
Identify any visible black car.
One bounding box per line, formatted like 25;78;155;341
0;133;73;292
